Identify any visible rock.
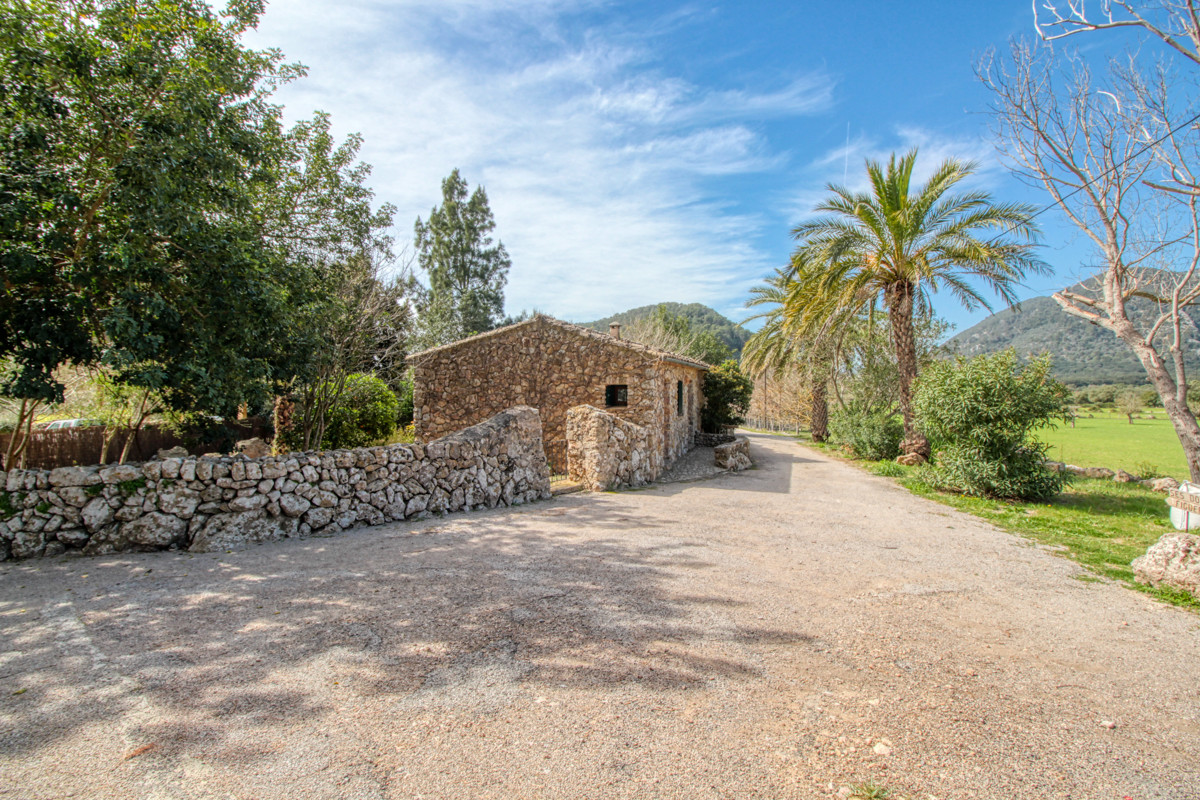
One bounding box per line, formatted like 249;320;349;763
10;527;45;559
115;512;189;548
304;506;335;529
48;466;95;487
228;494;268;512
1044;460;1066;473
189;510;299;553
81;497;115;532
100;464;140;484
1101;720;1117;729
56;486;92;508
872;741;893;756
43;541;67;557
278;494;311;518
157;488;200;519
156;446;189;459
1113;469;1138;483
1132;533;1200;597
236;438;272;459
896;452;926;466
1150;476;1180;493
1083;466;1115;479
56;527;89;548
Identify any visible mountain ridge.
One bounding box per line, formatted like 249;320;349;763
576;302;753;355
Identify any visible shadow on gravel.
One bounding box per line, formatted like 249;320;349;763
0;499;816;764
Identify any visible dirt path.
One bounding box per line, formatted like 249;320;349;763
2;432;1197;799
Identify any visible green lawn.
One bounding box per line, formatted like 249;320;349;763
1038;411;1189;479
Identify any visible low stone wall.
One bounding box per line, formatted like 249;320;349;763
714;437;752;471
694;431;735;447
0;406;550;561
1045;461;1180;492
566;405;656;491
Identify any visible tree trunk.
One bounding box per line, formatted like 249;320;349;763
810;381;828;442
1113;321;1200;481
886;283;930;458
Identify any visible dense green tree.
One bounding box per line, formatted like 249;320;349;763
701;360;754;433
792;149;1045;456
414;169;510;345
0;0;304;415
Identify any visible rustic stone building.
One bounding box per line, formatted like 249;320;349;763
406;315;708;474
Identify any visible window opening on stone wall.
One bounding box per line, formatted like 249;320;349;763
676;381;683;415
606;384;628;407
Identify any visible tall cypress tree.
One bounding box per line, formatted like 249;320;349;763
413;169;511;345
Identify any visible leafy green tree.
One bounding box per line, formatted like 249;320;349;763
701;360;753;433
0;0;303;415
792;149;1045;456
1117;388;1143;425
414;169;510;345
914;351;1069;500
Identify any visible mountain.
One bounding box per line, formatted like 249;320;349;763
947;287;1200;385
577;302;753;355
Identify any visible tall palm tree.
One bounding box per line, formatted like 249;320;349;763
792;149;1045;455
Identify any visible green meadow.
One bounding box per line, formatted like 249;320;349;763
1037;411;1190;479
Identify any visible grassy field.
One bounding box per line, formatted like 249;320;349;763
1037;411;1189;479
792;433;1196;610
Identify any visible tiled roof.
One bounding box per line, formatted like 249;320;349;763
405;314;710;370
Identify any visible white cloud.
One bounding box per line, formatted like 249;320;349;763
243;0;830;322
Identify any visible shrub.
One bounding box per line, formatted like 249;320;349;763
1133;460;1162;480
828;409;903;461
701;360;753;433
913;350;1069;500
321;373;399;449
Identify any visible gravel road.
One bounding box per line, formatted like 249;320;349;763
2;432;1198;799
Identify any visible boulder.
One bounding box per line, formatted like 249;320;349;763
1147;476;1180;493
189;510;300;553
236;438;272;459
156;446;189;459
278;494;311;518
157;488;200;519
80;497;115;532
1132;533;1200;597
714;438;753;471
116;512;189;548
896;452;926;466
1113;469;1138;483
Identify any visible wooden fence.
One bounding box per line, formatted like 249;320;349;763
0;419;272;471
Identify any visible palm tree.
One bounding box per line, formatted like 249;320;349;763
742;260;853;442
792;149;1045;456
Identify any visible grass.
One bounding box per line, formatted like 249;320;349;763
1039;410;1189;479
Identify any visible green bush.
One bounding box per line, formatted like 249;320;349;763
914;350;1069;500
828;409;903;461
701;360;753;433
321;373;399;449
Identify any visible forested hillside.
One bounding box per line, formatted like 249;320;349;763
579;303;752;355
948;289;1200;385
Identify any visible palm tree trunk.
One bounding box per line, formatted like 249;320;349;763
810;380;829;442
887;282;930;458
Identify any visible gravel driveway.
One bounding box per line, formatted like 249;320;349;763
2;432;1198;799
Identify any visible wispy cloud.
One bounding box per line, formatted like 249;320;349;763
244;0;832;322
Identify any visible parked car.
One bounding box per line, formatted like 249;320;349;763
40;419;103;431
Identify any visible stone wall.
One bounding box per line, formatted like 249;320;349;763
408;316;705;475
695;431;736;447
0;406;550;561
714;437;752;471
565;405;656;491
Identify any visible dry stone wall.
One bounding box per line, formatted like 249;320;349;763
714;437;752;471
409;316;704;475
566;405;656;491
0;406;550;561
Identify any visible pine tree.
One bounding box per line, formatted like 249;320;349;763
414;169;511;345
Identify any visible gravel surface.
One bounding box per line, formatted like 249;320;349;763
2;432;1198;799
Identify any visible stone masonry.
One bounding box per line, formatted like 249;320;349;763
566;405;656;491
407;315;707;475
0;406;550;561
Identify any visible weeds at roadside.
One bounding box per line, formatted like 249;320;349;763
849;780;899;799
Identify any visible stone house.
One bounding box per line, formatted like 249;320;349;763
406;315;708;475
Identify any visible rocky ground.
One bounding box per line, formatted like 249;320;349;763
1;432;1197;799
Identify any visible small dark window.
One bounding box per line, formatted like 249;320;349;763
606;384;628;407
676;381;683;415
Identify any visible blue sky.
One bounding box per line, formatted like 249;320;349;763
244;0;1097;335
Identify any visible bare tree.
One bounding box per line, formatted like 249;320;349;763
981;37;1200;479
1034;1;1200;66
